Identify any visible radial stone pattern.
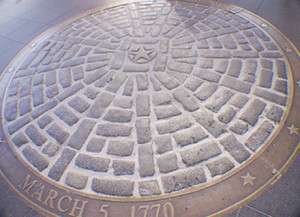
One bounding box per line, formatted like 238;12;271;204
3;1;290;198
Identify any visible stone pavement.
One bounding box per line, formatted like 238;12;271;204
0;0;299;216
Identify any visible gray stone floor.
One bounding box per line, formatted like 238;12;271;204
0;0;299;216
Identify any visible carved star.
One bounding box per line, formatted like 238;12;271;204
285;47;293;54
242;172;256;186
288;124;299;135
130;46;154;61
296;80;300;87
261;23;268;28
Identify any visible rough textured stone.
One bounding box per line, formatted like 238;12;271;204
107;140;134;156
240;99;266;126
162;166;206;193
259;69;273;88
86;138;106;153
104;109;133;123
92;178;134;196
194;68;221;83
75;154;110;172
152;93;172;106
156;117;192;134
112;160;135;175
136;118;151;144
56;82;84;102
220;135;251;163
87;92;114;118
173;126;208;147
221;76;251;94
55;105;79;126
245;121;274;151
8;116;31;134
154;135;173;154
22;146;49;172
173;89;199;112
266;105;284;123
193;110;226;138
19;97;32;116
31;99;58;119
194;83;218;101
274;80;287;94
139;180;161;196
25;125;47;146
154;73;180;90
230;120;248;135
206;157;234;177
65;172;88;190
68;96;90;113
157;153;178;173
68;120;96;150
42;142;59;157
97;124;132;137
139;144;155;177
46;123;70;144
154;105;181;120
48;149;76;181
180;141;221;166
12;133;28;147
230;93;249;108
205;88;233;112
136;94;150;117
254;88;287;106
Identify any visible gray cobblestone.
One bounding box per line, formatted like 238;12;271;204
254;88;287;106
240;99;266;126
57;82;84;102
153;55;168;72
154;73;180;90
113;98;132;109
180;141;221;166
68;96;90;113
209;37;222;48
218;107;236;123
205;88;233;112
200;50;231;58
194;68;221;83
46;85;59;98
45;71;56;87
221;76;251;94
194;83;218;101
276;60;287;79
206;157;234;177
193;110;226;138
61;58;85;68
19;97;31;116
249;37;264;52
123;64;149;73
173;126;208;147
173;89;199;112
122;77;133;96
8;80;19;97
8;115;31;134
214;60;229;74
136;94;150;117
97;123;132;137
139;180;161;196
12;132;28;147
139;144;155;177
86;61;108;72
184;77;203;91
156;116;192;134
230;93;249;108
266;105;284;123
136;74;149;91
107;140;134;156
32;86;44;107
86;138;106;153
154;135;173;154
19;77;32;98
106;73;127;93
22;146;49;171
46;123;69;144
245;120;274;151
42;142;59;157
84;87;99;99
58;68;72;88
197;39;209;49
154;105;181;120
55;105;79;126
230;120;248;135
227;60;242;77
88;92;114;118
274;80;287;94
83;68;107;85
162;166;206;193
152;93;171;106
261;59;273;70
167;61;193;74
65;172;88;190
157;153;178;173
220;135;250;163
136;118;151;144
25;125;47;146
261;52;282;58
72;67;84;81
112;160;135;175
37;115;52;129
232;51;259;58
68;120;95;150
5;100;17;121
75;154;110;172
221;35;237;49
104;109;133;123
259;69;273;88
92;178;134;196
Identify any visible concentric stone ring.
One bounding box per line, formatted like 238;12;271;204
0;0;299;216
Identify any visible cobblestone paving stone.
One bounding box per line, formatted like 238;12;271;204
2;1;291;198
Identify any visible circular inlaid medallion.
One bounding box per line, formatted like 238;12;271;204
0;0;299;216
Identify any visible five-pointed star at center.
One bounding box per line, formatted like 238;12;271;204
130;46;154;61
288;124;299;135
242;172;256;186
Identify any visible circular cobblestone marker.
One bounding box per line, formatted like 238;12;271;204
0;0;299;216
